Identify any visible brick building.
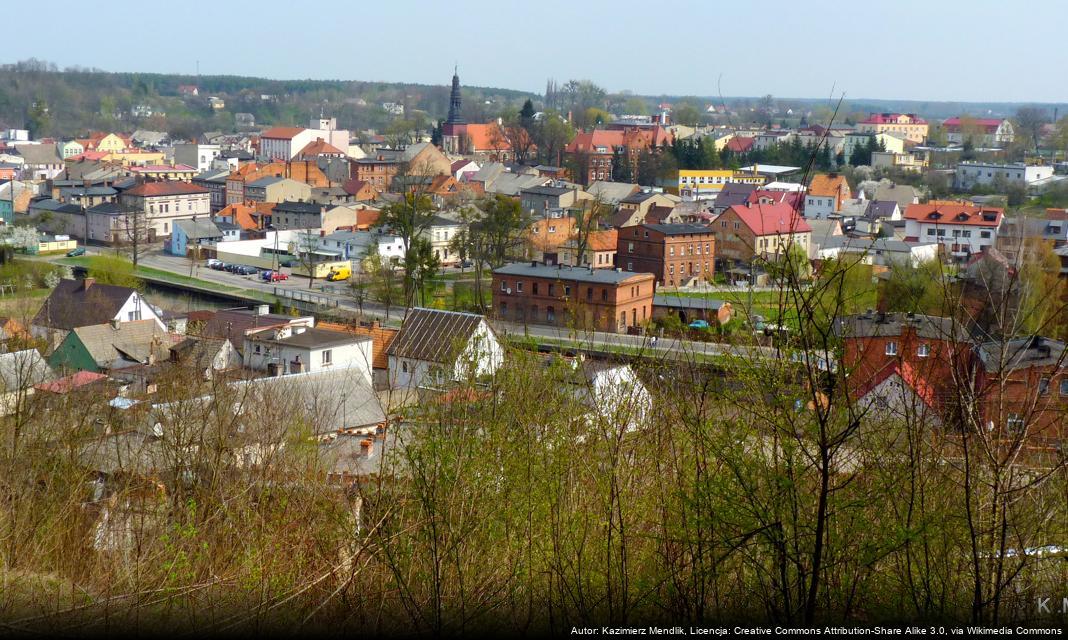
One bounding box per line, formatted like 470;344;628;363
617;224;716;287
492;262;655;333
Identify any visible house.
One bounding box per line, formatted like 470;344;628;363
420;215;465;266
617;223;716;287
817;236;939;268
217;203;260;231
451;159;480;181
903;203;1003;260
167;337;242;379
244;176;313;204
995;213;1068;263
856;113;929;144
351;142;451;190
0;349;53;415
32;278;165;348
954;162;1054;190
58;140;85;159
872;151;928;173
943;117;1014;146
541;355;652;432
169;218;224;256
974;336;1068;441
294;138;347;161
713;202;813;265
48;319;179;374
712;183;759;215
387;308;504;390
805;173;852;217
842;132;906;164
119;181;212;239
519;185;592;214
318;230;405;269
224;161;331;206
492;262;655;333
559;229;618;269
198;306;315;343
563;127;667;184
341;178;379;202
610;191;681;228
526;214;576;263
836;312;971;423
173;143;222;173
267;200;341;231
652;295;732;325
14;144;63;180
874;182;920;209
317;320;398;372
244;325;373;384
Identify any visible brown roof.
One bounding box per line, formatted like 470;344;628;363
588;229;618;252
808;174;850;199
298;138;346;157
123;181;209;197
219;203;259;230
69;320;180;369
32;279;141;332
261;127;306;140
317;321;398;370
200;308;305;341
386;308;489;364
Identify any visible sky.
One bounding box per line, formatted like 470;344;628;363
11;0;1068;103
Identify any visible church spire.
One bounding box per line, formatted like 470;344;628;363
446;66;465;125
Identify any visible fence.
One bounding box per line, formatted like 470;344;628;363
273;286;340;309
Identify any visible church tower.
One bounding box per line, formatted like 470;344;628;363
446;66;465;125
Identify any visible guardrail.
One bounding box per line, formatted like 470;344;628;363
273;287;340;309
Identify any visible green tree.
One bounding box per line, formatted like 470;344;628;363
404;237;441;307
86;253;141;289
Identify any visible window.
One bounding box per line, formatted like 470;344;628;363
564;285;571;296
500;281;507;292
402;361;409;374
127;310;141;321
532;282;540;296
547;306;555;323
601;289;607;302
980;231;991;239
516;281;523;293
548;283;555;296
626;261;633;271
322;350;333;366
1039;377;1050;395
917;344;930;358
628;242;634;253
885;341;898;356
499;301;507;316
1060;379;1068;396
927;229;936;236
1006;414;1024;431
669;246;675;256
254;344;261;355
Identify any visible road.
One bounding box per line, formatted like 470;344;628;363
48;245;822;366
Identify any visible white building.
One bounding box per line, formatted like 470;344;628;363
243;325;373;384
319;230;406;270
387;308;504;390
954;162;1054;190
419;215;465;266
173;143;222;173
903;203;1003;260
258;118;349;162
817;237;939;268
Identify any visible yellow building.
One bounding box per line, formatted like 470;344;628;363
104;149;166;167
678;169;765;199
77;133;129;154
855;113;929;144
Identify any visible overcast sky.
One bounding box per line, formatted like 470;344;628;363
12;0;1068;103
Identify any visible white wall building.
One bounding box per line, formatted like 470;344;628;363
243;325;373;385
954;162;1054;190
903;205;1003;260
173;143;222;173
387;309;504;391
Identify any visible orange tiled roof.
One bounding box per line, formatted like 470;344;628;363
219;203;258;230
808;173;850;199
464;123;511;151
298;138;346;157
261;126;306;140
903;203;1003;227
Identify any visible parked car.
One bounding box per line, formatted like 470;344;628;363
688;320;710;329
210;261;228;270
238;265;258;275
206;258;221;268
325;265;351;282
268;271;288;282
66;247;85;257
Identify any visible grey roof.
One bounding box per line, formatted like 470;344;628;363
215;221;241;232
247;176;288;188
200;308;308;340
271;200;322;214
247;327;370;350
494;262;653;285
865;200;899;220
14;143;61;165
587;180;639;204
59;186;117;198
87;202;123;215
387;308;488;364
193;168;230;183
873;183;920;208
521;185;571;197
484;172;550;196
318;429;398;478
174;218;222;240
653;295;728;311
32;279;138;332
239;365;385;434
834;312;970;341
641;223;714;236
0;349;53;392
428;215;463;227
976;336;1068;373
79;430;166;476
69;320;176;368
620;191;659;204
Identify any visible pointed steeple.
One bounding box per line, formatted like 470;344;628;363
446;66;465;125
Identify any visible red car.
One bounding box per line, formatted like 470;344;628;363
268;271;289;282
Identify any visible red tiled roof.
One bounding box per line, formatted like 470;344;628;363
903;203;1003;227
943;117;1005;133
566;130;625;154
123;181;209;197
464;123;512;151
219;203;258;230
34;371;108;394
725;136;754;152
853;359;938;409
588;229;618;252
727;202;812;236
297;138;345;157
260;127;306;140
808;174;850;199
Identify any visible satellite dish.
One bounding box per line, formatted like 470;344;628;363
152;422;164;438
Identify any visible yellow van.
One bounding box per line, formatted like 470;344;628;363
325;265;351;281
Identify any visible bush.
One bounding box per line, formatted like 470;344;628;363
84;254;141;289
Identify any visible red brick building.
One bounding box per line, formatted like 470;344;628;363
617;224;716;287
492;262;655;333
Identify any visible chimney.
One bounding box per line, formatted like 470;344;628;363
360;438;374;457
109;318;120;330
81;277;95;291
531;260;538;267
290;354;304;374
